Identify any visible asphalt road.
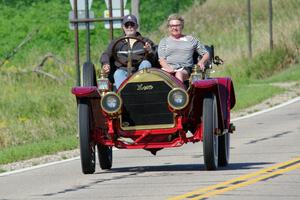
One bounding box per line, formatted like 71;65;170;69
1;99;300;200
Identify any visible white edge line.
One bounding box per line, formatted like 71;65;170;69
0;156;79;177
1;96;299;177
231;96;300;122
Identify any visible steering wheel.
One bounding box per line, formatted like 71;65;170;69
112;36;148;67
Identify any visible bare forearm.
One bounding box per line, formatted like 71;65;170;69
159;58;173;71
197;52;210;70
199;52;210;65
159;58;175;73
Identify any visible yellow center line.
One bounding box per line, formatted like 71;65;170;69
168;157;300;200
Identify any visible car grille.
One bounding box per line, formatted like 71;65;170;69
120;81;174;128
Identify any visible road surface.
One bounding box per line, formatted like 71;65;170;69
1;98;299;200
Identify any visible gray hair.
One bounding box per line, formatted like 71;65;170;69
167;14;184;28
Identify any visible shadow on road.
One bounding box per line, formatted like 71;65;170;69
101;161;272;173
41;161;272;197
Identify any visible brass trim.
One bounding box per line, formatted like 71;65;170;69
167;88;189;110
100;92;122;115
118;69;179;93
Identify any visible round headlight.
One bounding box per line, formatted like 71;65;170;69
168;88;189;110
100;92;122;114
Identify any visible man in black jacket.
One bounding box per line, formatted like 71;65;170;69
100;14;156;89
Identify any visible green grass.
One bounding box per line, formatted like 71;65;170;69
0;72;77;149
0;135;78;164
232;84;284;111
260;62;300;83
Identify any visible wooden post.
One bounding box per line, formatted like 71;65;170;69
269;0;273;50
131;0;140;26
247;0;252;58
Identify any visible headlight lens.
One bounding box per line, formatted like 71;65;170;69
190;73;202;83
100;92;122;114
97;78;110;91
168;88;189;110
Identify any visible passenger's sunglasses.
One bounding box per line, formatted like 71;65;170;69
124;22;136;28
168;24;182;28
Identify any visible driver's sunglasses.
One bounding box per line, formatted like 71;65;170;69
124;22;136;28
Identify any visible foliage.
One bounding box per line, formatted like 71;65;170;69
221;46;297;84
139;0;205;32
0;0;202;68
0;1;72;66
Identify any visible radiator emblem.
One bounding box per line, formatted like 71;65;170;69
137;84;154;91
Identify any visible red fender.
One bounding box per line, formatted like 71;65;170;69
188;77;235;131
71;86;100;98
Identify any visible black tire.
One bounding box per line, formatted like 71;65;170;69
203;93;218;170
218;132;230;167
82;62;96;86
97;144;113;170
78;102;96;174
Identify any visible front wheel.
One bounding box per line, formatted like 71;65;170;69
97;144;113;170
218;132;230;167
78;102;96;174
202;93;218;170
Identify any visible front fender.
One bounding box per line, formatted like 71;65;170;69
71;86;100;99
188;77;235;130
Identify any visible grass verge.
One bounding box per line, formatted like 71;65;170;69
232;84;285;111
0;135;78;165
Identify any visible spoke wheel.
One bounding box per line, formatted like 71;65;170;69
202;93;219;170
218;131;230;167
78;101;96;174
97;144;113;170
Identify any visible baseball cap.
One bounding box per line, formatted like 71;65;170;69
122;14;138;25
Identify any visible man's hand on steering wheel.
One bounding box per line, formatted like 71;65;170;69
102;63;110;73
144;42;152;54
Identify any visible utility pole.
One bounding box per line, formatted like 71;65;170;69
131;0;140;26
247;0;252;58
269;0;273;50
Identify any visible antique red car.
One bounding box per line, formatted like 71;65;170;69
72;35;236;174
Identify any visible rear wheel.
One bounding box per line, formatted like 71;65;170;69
82;62;96;86
78;102;96;174
218;132;230;166
97;144;113;170
202;93;218;170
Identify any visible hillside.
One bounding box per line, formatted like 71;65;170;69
0;0;202;163
0;0;300;166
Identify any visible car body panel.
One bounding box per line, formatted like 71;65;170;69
71;68;235;152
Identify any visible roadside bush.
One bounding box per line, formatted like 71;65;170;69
224;46;296;83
